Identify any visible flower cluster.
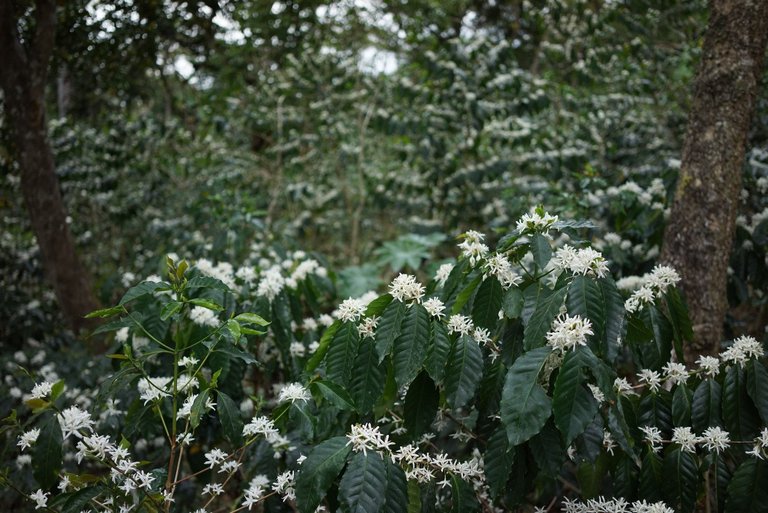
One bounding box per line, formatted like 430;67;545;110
458;230;489;267
562;497;673;513
516;210;559;234
484;253;522;289
346;423;394;455
277;383;311;404
551;245;609;278
388;273;426;303
335;297;367;322
545;314;594;354
624;265;681;313
721;335;764;367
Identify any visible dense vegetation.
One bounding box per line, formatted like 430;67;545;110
1;1;768;512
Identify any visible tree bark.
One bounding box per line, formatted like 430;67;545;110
0;0;100;335
661;0;768;364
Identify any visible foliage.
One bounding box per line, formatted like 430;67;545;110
3;212;768;512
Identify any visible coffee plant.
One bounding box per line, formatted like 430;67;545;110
3;209;768;512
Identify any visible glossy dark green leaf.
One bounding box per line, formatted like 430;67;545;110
450;475;479;513
393;304;430;388
349;338;386;414
530;233;552;269
723;365;761;440
339;451;388;513
692;378;722;433
383;459;408;513
672;384;692;427
33;414;62;489
484;425;514;498
295;436;352;513
306;321;340;373
404;371;439;438
472;276;503;330
444;335;484;409
523;286;567;350
747;360;768;424
662;447;699;513
312;380;357;412
725;458;768;513
326;322;361;387
553;349;598;444
217;391;243;446
501;346;553;446
189;389;211;429
502;286;524;319
425;320;451;384
375;300;408;361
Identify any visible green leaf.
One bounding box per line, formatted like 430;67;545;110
672;384;692;427
306;321;341;373
226;319;241;341
577;454;609;499
404;371;439;438
501;346;553;446
530;420;565;476
451;274;482;315
726;458;768;513
639;449;664;502
234;312;270;326
502;287;524;319
33;414;62;488
51;380;66;401
692;378;722;433
326;322;361;387
339;450;388;513
295;436;353;513
393;304;430;388
217;392;243;446
214;344;257;365
723;365;761;440
444;335;484;409
484;425;514;498
365;294;393;317
450;474;479;513
375;300;408;361
383;459;408;513
567;276;625;361
530;233;552;269
472;276;503;330
61;484;107;513
747;360;768;424
639;390;673;434
407;479;422;513
186;276;230;291
189;389;211;429
662;447;699;513
523;285;567;350
425;320;451;384
189;298;223;311
312;380;357;412
349;338;386;414
160;301;182;320
84;305;125;318
119;281;167;305
553;349;599;445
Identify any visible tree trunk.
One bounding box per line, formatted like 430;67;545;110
661;0;768;364
0;0;100;336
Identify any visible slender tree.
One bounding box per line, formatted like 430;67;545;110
0;0;99;335
662;0;768;364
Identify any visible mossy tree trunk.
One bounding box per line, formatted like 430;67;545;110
0;0;100;337
662;0;768;364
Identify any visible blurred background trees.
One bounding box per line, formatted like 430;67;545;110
1;0;767;356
